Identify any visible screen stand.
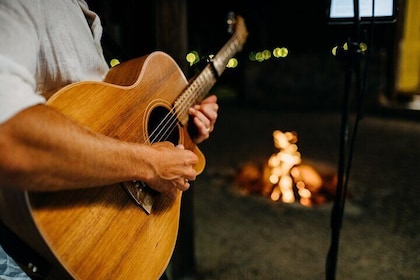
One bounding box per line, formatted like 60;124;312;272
326;1;365;279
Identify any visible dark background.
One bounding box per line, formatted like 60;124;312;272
89;0;397;55
88;0;406;113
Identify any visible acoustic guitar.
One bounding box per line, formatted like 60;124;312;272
0;14;248;280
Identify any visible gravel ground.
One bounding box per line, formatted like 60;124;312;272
189;104;420;280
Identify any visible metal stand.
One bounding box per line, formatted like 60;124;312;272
326;1;367;279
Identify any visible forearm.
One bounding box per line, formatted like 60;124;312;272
0;105;152;191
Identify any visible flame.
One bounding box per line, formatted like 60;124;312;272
235;130;337;206
266;130;302;203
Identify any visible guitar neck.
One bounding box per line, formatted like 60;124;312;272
212;31;245;76
175;15;248;125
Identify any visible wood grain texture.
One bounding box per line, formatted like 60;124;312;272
0;15;248;279
32;52;195;279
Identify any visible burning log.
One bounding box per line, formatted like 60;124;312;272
235;162;264;195
235;130;337;206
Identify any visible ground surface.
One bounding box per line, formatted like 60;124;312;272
189;104;419;280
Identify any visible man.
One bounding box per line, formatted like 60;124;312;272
0;0;218;278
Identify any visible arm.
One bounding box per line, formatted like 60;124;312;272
0;104;198;196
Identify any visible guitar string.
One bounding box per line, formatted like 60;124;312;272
124;21;245;200
147;56;220;144
149;60;223;145
146;19;246;144
147;34;241;145
148;67;213;144
148;35;240;144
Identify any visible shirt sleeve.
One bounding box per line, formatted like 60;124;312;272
0;1;45;123
0;55;45;124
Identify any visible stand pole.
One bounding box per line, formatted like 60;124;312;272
326;40;353;280
326;1;363;279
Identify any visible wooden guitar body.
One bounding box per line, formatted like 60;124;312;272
2;52;196;280
0;15;248;280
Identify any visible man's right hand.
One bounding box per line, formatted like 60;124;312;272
142;141;198;198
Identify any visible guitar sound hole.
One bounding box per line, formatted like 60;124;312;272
148;106;180;145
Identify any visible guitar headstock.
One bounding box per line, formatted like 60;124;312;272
227;12;249;48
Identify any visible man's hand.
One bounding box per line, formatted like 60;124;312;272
143;142;198;198
189;95;219;144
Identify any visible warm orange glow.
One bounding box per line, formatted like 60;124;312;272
269;174;279;184
268;155;280;167
300;197;312;207
279;176;293;190
282;190;295;203
296;181;305;189
267;130;303;204
271;187;281;201
236;130;337;207
290;166;300;178
298;188;311;199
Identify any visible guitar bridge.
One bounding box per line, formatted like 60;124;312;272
121;181;156;214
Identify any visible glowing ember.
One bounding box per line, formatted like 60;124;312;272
268;130;304;204
236;130;337;206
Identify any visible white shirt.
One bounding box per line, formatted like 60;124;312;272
0;0;109;277
0;0;109;123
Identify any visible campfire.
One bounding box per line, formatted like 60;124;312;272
236;130;337;207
